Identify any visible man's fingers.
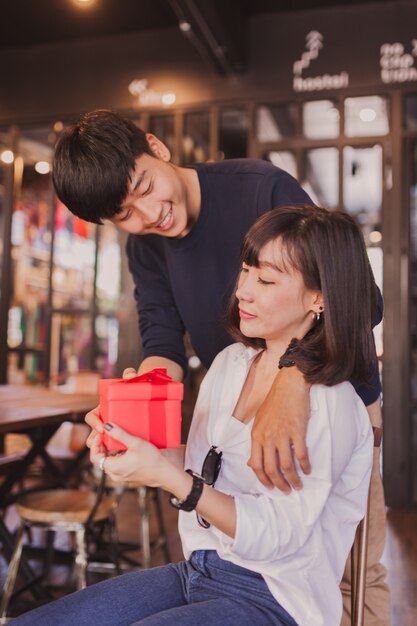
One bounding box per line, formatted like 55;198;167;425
278;442;303;490
122;367;138;379
247;440;274;489
263;440;291;494
292;437;311;475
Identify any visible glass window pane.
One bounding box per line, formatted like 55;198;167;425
344;96;389;137
95;314;119;378
302;100;339;139
182;111;210;165
8;128;54;369
256;104;297;141
96;222;121;313
53;199;96;310
343;145;383;233
149;115;175;155
219;108;248;159
405;95;417;130
303;148;339;208
50;313;93;383
263;151;297;179
7;349;47;385
344;143;384;365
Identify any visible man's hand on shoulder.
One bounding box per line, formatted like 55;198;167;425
249;367;311;493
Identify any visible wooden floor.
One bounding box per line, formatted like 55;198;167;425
1;487;416;624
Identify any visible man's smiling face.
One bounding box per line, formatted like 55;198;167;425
110;153;192;238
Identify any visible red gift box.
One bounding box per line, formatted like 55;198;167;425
99;369;183;451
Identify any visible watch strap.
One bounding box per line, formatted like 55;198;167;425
169;470;205;512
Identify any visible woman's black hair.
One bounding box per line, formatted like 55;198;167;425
52;109;153;224
225;205;378;386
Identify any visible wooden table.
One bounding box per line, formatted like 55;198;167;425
0;384;98;596
0;384;98;504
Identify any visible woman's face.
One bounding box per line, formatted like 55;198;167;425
235;238;321;346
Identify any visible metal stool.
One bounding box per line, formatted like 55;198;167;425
86;469;171;571
350;426;382;626
0;488;117;624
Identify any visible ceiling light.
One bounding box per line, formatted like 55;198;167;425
162;92;176;106
369;230;382;244
359;108;377;122
35;161;50;175
179;21;192;32
71;0;96;8
1;150;14;164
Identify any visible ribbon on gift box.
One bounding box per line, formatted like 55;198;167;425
122;368;173;384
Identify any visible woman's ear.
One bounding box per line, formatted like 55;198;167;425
311;291;325;314
146;133;171;162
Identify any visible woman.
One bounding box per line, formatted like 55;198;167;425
14;206;375;626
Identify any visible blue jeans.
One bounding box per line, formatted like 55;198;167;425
12;550;298;626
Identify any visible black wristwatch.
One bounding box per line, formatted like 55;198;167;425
169;470;205;512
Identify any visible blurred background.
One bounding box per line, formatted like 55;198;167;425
0;2;416;622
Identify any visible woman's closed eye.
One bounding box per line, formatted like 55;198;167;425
257;277;274;285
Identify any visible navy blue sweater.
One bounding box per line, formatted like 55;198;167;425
126;159;382;405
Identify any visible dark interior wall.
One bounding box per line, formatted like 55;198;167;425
0;0;416;125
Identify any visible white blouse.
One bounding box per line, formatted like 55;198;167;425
179;343;373;626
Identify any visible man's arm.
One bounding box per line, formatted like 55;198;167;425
250;366;382;493
126;235;188;374
250;367;311;492
126;356;183;382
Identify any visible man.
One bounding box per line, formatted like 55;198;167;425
53;109;389;625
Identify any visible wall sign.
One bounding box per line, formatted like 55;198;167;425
380;41;417;84
293;31;349;92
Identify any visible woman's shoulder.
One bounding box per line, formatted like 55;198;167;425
310;381;370;430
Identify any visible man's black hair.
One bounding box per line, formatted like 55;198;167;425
52;109;153;224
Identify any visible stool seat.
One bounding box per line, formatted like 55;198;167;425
16;490;116;524
1;487;119;622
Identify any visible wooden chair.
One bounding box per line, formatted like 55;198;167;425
350;426;382;626
0;486;117;624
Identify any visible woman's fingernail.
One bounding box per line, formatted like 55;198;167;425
104;423;114;432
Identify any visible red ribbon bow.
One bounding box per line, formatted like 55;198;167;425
123;368;172;384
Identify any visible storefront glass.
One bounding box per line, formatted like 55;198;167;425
183;111;210;165
344;96;389;137
302;100;339;139
219;108;248;159
256;103;297;141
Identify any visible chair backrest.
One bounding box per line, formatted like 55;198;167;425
350;426;382;626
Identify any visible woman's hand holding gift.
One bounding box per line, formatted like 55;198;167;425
91;423;171;488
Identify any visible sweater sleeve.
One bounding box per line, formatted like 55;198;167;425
126;234;187;374
213;385;373;563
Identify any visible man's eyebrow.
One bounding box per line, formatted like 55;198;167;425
131;169;147;193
